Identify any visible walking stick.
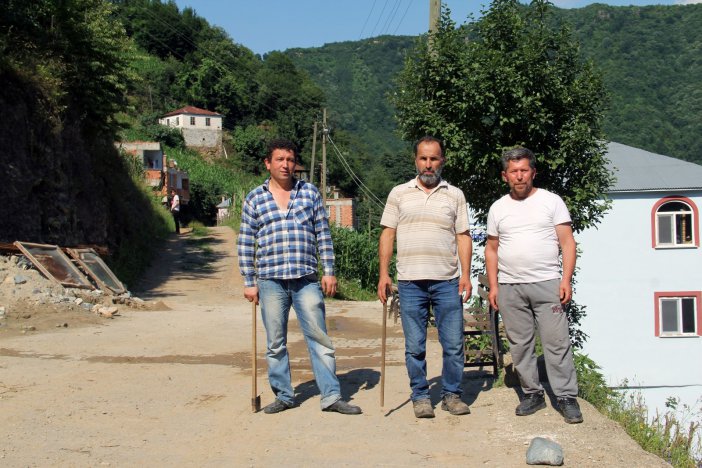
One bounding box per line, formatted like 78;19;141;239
380;299;387;407
251;301;261;412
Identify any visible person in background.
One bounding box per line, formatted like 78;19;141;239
170;189;180;234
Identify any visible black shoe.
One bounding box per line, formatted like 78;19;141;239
515;392;546;416
263;399;293;414
323;399;362;415
557;397;584;424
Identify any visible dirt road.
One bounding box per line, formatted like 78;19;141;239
0;227;668;466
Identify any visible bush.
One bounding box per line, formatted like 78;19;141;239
330;226;393;294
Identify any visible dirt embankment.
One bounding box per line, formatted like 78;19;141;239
0;227;669;466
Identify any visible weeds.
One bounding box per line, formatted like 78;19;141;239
574;353;701;467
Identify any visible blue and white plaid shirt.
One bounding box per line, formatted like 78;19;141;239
238;178;335;288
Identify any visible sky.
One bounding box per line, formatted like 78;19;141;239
173;0;699;56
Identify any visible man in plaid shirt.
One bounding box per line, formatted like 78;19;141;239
238;138;362;415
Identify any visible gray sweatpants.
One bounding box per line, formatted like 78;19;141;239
497;279;578;398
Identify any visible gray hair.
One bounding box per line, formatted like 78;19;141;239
501;147;536;171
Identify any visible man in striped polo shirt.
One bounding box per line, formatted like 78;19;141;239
238;138;361;416
378;136;473;419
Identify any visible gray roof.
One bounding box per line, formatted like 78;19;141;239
606;142;702;192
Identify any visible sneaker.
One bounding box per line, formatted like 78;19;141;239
441;393;471;415
263;399;293;414
323;399;362;415
557;397;584;424
515;392;546;416
413;398;435;418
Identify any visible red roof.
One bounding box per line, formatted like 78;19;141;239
162;106;222;117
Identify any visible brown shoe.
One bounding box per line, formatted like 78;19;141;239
413;398;435;418
441;393;471;415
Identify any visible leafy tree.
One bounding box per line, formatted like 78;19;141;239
256;52;325;146
230;124;272;174
1;0;132;136
393;0;613;233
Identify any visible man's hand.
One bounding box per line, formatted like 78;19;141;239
377;274;393;303
559;279;572;304
458;276;472;303
321;275;337;297
488;286;499;311
244;286;259;304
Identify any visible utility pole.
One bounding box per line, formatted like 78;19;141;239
429;0;440;34
322;108;328;208
310;121;318;185
429;0;440;53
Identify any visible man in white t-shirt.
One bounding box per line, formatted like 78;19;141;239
170;189;180;234
485;147;582;424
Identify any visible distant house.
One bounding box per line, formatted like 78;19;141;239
159;106;223;152
575;142;702;419
216;196;232;225
325;186;357;230
115;141;190;204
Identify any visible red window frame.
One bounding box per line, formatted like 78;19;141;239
654;291;702;336
650;196;699;248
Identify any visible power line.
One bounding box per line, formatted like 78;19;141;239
380;0;403;36
326;135;386;211
358;0;379;39
369;0;391;38
392;1;415;35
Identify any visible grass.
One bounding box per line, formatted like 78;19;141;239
334;278;377;301
574;353;701;467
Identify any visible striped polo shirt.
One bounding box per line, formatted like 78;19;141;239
380;177;469;281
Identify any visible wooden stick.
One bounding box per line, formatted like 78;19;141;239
251;301;261;412
381;300;387;407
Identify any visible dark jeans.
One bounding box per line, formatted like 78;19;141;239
172;210;180;233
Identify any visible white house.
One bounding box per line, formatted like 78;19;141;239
576;142;702;419
159;106;223;150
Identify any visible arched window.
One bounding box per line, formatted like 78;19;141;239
651;197;699;248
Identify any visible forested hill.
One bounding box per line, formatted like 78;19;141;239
286;3;702;164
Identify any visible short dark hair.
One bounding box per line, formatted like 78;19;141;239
266;138;298;161
501;146;536;170
413;135;445;158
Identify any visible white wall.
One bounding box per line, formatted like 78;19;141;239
159;114;222;130
575;191;702;415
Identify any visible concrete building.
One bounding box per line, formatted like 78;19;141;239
159;106;223;152
115;141;189;204
325;186;357;230
576;142;702;420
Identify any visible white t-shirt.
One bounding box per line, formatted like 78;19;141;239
486;188;571;284
171;194;180;212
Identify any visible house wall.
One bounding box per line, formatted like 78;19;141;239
325;198;356;229
575;190;702;416
182;127;222;148
159;114;222;130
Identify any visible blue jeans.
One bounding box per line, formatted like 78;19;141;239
258;275;341;409
398;278;465;401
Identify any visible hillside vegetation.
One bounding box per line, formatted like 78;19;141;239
287;3;702;165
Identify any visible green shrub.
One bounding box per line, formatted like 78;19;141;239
330;226;393;294
574;352;700;467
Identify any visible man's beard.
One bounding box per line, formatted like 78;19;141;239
418;167;442;187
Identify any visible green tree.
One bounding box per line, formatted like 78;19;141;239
394;0;613;233
394;0;615;348
1;0;133;136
